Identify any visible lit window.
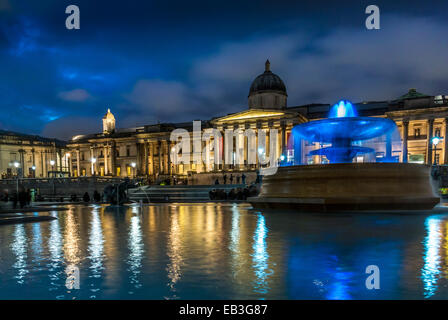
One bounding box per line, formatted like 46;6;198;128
414;128;421;137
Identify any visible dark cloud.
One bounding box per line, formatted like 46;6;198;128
41;116;100;140
58;88;92;102
0;1;447;139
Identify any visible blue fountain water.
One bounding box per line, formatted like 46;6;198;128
291;100;397;163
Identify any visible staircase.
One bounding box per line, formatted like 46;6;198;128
128;184;246;202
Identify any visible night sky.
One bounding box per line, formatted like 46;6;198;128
1;0;447;140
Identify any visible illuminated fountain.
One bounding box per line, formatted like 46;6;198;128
249;100;440;212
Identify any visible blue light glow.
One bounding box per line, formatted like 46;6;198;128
328;100;358;118
290;99;399;163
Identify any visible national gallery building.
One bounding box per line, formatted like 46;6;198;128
58;60;447;180
0;130;67;179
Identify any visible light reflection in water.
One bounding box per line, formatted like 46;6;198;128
32;220;42;260
422;217;442;298
127;214;144;291
3;205;448;300
49;211;62;263
252;213;271;294
167;211;183;295
88;207;104;278
63;209;81;294
11;224;28;284
48;211;63;289
230;205;240;253
229;204;241;278
325;269;352;300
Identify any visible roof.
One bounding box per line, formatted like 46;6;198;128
0;130;67;147
248;60;287;96
398;88;430;100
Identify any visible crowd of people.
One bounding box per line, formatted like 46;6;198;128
209;184;259;201
214;173;247;185
0;189;32;209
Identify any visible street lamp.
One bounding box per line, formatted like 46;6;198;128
65;153;71;177
91;157;97;176
49;160;55;178
432;136;442;165
131;162;136;178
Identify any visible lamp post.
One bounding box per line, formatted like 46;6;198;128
49;160;55;177
91;157;97;176
13;161;20;194
258;147;265;169
66;152;71;177
432;136;442;165
131;162;136;178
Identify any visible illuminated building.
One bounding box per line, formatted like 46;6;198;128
66;62;448;180
0;130;68;178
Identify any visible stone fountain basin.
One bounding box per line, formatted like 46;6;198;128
249;163;440;212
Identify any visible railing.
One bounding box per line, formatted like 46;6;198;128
0;177;132;185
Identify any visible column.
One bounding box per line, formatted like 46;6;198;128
104;145;108;175
69;154;73;177
444;119;448;164
136;143;141;176
159;141;163;175
111;142;116;176
90;147;94;175
149;142;154;177
164;141;169;174
427;119;434;165
402;121;409;163
281;121;286;156
31;149;35;178
76;149;80;177
40;151;44;177
143;141;148;176
44;151;48;177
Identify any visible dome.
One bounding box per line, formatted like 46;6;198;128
248;60;287;96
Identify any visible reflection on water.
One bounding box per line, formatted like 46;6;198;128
88;207;104;277
127;210;144;292
48;211;63;292
252;214;270;295
422;217;442;298
11;224;28;284
166;210;183;296
1;204;448;299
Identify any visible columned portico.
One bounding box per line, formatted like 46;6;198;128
402;120;409;163
427;118;434;164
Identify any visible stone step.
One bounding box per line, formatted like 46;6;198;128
128;184;247;202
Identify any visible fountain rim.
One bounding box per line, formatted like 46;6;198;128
292;116;397;142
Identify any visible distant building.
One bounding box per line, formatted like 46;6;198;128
66;61;448;180
0;130;67;178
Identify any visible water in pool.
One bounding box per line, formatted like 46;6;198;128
0;203;448;300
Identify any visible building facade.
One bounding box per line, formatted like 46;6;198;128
66;61;448;180
0;130;68;179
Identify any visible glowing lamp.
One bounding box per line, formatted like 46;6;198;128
432;137;441;146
